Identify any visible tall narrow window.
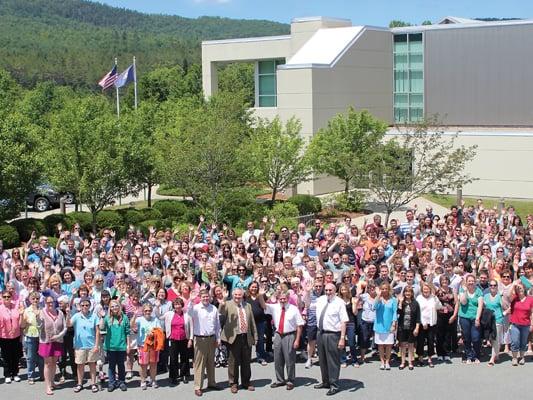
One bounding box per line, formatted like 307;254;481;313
256;59;284;107
393;33;424;123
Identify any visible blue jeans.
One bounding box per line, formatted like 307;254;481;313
25;336;44;380
255;320;268;361
107;351;126;388
342;322;357;364
459;317;481;361
510;324;530;353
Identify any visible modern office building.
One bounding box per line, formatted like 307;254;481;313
202;16;533;198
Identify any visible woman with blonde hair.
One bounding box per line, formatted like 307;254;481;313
373;282;397;370
415;282;442;367
101;299;129;392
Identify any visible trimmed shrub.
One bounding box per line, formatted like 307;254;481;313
139;208;162;221
121;209;145;227
138;219;165;236
288;194;322;215
0;225;20;248
43;214;70;236
153;200;188;220
64;212;92;233
96;210;124;234
47;236;58;248
334;191;365;212
9;218;46;242
265;202;299;231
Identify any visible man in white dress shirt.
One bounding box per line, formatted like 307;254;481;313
187;289;222;397
259;289;304;390
314;283;348;396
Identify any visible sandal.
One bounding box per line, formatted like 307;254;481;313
92;384;99;393
74;384;83;393
47;388;54;396
399;364;405;370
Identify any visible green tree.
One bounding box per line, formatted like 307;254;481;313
306;108;388;194
121;101;162;207
0;113;42;221
45;95;138;231
218;62;255;105
389;20;412;28
157;92;252;222
421;20;433;25
245;116;311;205
368;119;477;224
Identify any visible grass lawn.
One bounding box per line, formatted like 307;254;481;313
425;194;533;218
156;185;188;197
105;200;149;210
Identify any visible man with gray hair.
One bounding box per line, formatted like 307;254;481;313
258;289;304;390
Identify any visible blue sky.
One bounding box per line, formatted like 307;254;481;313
98;0;533;25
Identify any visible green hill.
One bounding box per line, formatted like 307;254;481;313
0;0;289;88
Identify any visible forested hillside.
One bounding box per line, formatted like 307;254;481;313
0;0;288;88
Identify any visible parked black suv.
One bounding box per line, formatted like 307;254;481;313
26;184;75;212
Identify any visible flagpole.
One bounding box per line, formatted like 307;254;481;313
133;56;138;110
115;57;120;118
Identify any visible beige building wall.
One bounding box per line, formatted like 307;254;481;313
387;129;533;199
423;22;533;126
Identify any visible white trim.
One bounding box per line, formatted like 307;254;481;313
391;18;533;33
291;16;351;24
386;128;533;137
202;35;291;46
254;61;259;108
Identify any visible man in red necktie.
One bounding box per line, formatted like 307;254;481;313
259;289;304;390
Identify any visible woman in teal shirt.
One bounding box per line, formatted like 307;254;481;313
102;300;130;392
374;282;398;370
458;274;484;363
483;279;504;366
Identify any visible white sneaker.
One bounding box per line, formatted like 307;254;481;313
437;356;444;362
5;377;11;384
444;356;451;362
305;359;312;369
13;376;20;382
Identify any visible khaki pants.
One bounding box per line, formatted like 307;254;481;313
193;336;216;390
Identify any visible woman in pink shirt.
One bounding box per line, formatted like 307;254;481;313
0;290;24;383
164;298;192;385
508;281;533;366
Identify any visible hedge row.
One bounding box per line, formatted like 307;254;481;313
3;195;321;248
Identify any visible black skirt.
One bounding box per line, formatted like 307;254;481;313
397;327;416;344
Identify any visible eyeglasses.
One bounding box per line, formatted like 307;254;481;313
325;289;333;292
497;250;504;253
2;296;11;299
502;275;511;278
81;304;90;307
489;284;498;287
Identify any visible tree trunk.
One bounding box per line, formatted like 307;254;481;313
384;209;392;227
147;183;152;208
91;210;98;235
269;187;277;209
344;180;350;195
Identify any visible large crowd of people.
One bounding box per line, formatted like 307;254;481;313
0;199;532;396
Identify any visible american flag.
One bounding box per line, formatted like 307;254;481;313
98;65;118;90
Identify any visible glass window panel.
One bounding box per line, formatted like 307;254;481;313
258;60;275;74
394;54;408;70
395;108;409;123
409;70;423;92
259;75;276;96
275;59;285;67
259;96;276;107
410;94;423;108
393;34;408;53
394;94;408;107
409;53;423;69
409;107;424;121
394;70;409;93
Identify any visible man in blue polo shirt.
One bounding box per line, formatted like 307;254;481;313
68;297;100;393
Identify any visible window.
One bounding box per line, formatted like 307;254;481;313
393;33;424;123
256;59;284;107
